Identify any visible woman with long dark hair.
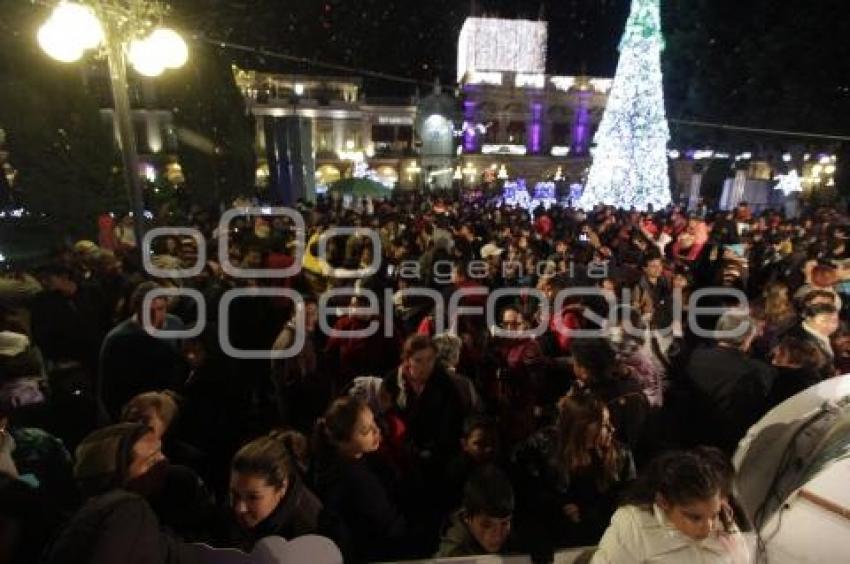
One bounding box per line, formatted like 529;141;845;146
511;394;635;560
568;337;649;451
312;396;408;563
228;435;324;551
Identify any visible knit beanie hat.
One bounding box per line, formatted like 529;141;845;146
74;422;149;497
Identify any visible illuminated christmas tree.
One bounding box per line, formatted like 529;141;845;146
579;0;671;211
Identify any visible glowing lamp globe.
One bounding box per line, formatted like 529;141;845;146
129;38;164;77
38;19;84;63
148;28;189;69
53;2;104;50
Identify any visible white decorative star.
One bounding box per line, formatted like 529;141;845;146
774;170;803;196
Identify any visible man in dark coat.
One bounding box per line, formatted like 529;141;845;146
98;282;186;420
686;309;776;454
30;264;110;375
631;253;674;331
785;302;840;379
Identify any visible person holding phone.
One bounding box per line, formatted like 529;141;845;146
592;448;749;564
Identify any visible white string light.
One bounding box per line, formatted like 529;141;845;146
457;18;547;82
580;0;671;211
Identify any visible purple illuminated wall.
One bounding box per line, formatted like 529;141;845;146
464;100;477;152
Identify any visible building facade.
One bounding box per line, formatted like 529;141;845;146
457;71;611;187
235;69;420;192
235;17;614;197
454;17;610;187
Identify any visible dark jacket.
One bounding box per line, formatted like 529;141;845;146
30;284;110;373
313;455;407;563
785;323;836;379
511;427;635;559
44;490;198;564
382;365;466;466
686;345;776;453
98;316;186;420
766;365;823;409
0;473;63;564
233;476;324;551
146;464;217;542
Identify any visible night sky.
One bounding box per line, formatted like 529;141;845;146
182;0;633;95
179;0;850;143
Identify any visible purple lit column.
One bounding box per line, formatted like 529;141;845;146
463;100;477;152
530;102;542;155
571;90;591;155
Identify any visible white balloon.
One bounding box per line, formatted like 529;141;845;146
149;28;189;69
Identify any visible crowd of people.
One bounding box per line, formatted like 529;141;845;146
1;190;849;563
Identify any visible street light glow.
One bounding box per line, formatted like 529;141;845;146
129;37;165;77
128;29;189;77
59;2;104;49
148;28;189;69
38;18;85;62
38;3;188;77
37;2;104;63
36;1;191;249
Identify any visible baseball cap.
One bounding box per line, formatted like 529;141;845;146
481;243;505;259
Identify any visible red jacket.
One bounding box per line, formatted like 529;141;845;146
535;215;554;238
325;316;386;379
549;307;582;354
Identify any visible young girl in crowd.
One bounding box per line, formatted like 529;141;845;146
311;396;409;562
592;448;749;564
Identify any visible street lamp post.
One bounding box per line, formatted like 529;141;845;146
103;28;146;247
37;1;188;248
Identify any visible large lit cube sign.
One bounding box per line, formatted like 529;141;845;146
458;18;547;83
